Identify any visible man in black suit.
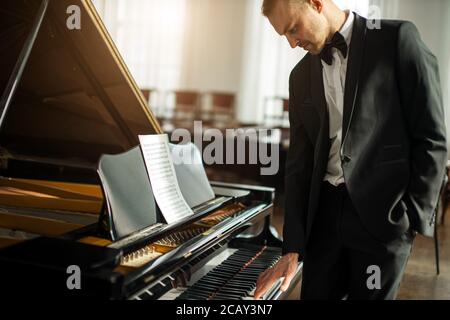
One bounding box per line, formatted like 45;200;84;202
255;0;447;299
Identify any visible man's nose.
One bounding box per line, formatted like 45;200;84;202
286;35;298;49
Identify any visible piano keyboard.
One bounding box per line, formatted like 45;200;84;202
157;246;282;300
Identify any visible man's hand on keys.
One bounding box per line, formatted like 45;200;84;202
254;252;299;300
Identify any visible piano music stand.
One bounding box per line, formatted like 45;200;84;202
97;146;161;241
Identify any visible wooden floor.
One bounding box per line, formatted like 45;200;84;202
397;218;450;299
271;199;450;300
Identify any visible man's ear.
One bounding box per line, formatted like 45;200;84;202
309;0;324;13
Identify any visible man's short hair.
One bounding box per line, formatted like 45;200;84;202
261;0;308;17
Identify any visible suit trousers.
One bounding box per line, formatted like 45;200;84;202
300;182;415;300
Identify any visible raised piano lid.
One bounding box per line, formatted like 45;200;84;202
0;0;162;244
0;0;161;179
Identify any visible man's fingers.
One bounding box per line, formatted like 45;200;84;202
280;273;293;292
280;263;297;292
254;269;276;299
255;279;271;299
255;257;298;299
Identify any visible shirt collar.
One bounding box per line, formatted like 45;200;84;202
340;10;355;47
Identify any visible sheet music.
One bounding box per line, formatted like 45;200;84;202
139;134;194;224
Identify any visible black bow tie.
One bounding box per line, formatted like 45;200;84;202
319;31;348;65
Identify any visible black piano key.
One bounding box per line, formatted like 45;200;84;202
213;266;241;273
228;277;256;285
185;287;214;295
229;281;257;288
193;279;223;288
238;271;265;276
179;292;210;300
200;274;229;281
212;293;242;300
235;276;261;283
209;269;238;276
197;276;227;284
231;276;258;284
217;287;250;297
233;275;258;281
226;281;255;291
185;289;215;298
190;283;219;292
206;270;236;278
240;267;267;272
213;287;248;297
190;286;217;294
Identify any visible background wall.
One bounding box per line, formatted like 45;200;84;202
93;0;450;145
179;0;247;93
375;0;450;144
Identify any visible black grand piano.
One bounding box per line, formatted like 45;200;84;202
0;0;302;300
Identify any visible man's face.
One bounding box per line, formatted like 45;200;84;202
268;0;330;55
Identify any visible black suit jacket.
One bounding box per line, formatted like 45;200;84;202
283;13;447;256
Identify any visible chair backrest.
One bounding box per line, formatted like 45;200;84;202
170;90;200;121
211;92;235;111
175;91;200;109
208;92;236;127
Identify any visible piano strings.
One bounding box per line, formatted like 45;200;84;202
120;202;247;268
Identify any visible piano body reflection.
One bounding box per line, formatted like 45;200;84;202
0;0;302;299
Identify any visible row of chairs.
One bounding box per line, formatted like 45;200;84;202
141;89;290;129
140;89;236;128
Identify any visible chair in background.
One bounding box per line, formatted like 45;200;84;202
164;90;201;129
263;96;289;128
174;91;200;120
203;92;236;128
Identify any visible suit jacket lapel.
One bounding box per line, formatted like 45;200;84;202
307;55;330;239
310;55;327;124
342;13;367;140
309;54;330;172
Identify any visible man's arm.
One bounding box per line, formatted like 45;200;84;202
396;22;448;236
254;69;314;299
282;70;315;256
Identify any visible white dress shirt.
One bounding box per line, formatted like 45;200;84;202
322;11;355;186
